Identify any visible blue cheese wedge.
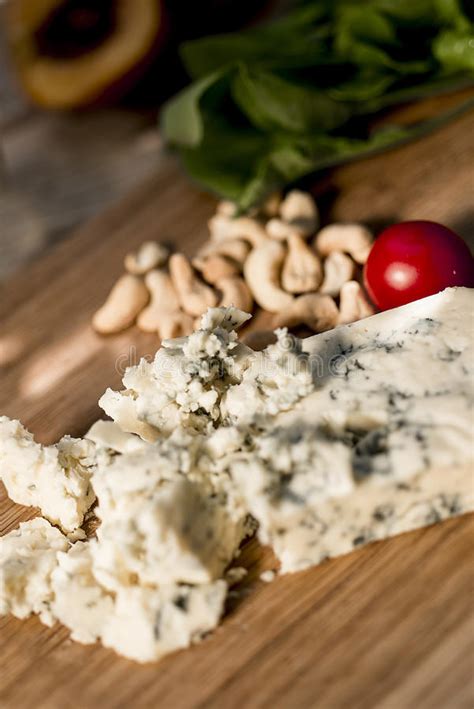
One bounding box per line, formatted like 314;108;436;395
0;419;96;533
0;518;70;625
231;288;474;573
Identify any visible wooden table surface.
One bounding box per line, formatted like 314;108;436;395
1;93;474;709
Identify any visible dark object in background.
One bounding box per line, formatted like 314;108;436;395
162;0;474;209
5;0;272;109
126;0;276;108
164;0;274;37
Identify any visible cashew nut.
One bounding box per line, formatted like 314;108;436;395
169;253;218;317
216;200;237;217
196;238;250;266
272;293;338;332
266;218;301;242
313;223;373;264
338;281;376;325
124;241;169;275
281;233;323;294
216;276;253;312
92;274;149;334
137;270;180;333
279;190;319;237
193;254;240;284
320;251;356;297
243;240;294;313
208;214;268;247
156;311;195;340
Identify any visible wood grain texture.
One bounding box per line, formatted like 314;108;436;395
0;31;161;281
1;94;474;709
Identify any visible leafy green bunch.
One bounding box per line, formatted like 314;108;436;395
162;0;474;210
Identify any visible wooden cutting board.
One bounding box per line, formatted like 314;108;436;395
1;93;474;709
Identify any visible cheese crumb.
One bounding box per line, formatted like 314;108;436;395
0;418;96;533
99;307;254;439
0;519;70;625
260;570;276;583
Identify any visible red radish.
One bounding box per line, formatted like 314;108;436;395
364;220;474;310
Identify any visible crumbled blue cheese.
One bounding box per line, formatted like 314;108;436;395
0;518;70;625
51;541;114;644
90;433;251;589
222;328;314;425
225;566;248;584
231;288;474;572
85;419;150;455
260;570;276;583
0;418;96;533
1;518;227;662
1;291;472;661
101;580;227;663
99;307;253;440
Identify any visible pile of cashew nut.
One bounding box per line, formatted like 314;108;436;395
92;190;376;340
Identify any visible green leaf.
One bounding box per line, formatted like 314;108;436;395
232;66;351;134
161;0;474;210
327;71;395;101
238;159;282;213
161;69;229;147
179;110;272;203
361;73;474;112
433;0;472;30
173;96;474;210
376;0;441;25
269;95;474;190
337;5;399;47
433;29;474;71
181;5;334;78
334;5;433;73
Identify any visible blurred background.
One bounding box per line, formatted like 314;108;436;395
0;0;281;280
0;0;472;281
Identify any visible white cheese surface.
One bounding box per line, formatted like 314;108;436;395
101;580;227;663
90;436;250;589
51;541;114;644
85;420;149;455
0;419;96;533
1;294;473;661
0;519;69;625
232;288;474;572
99;307;253;440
